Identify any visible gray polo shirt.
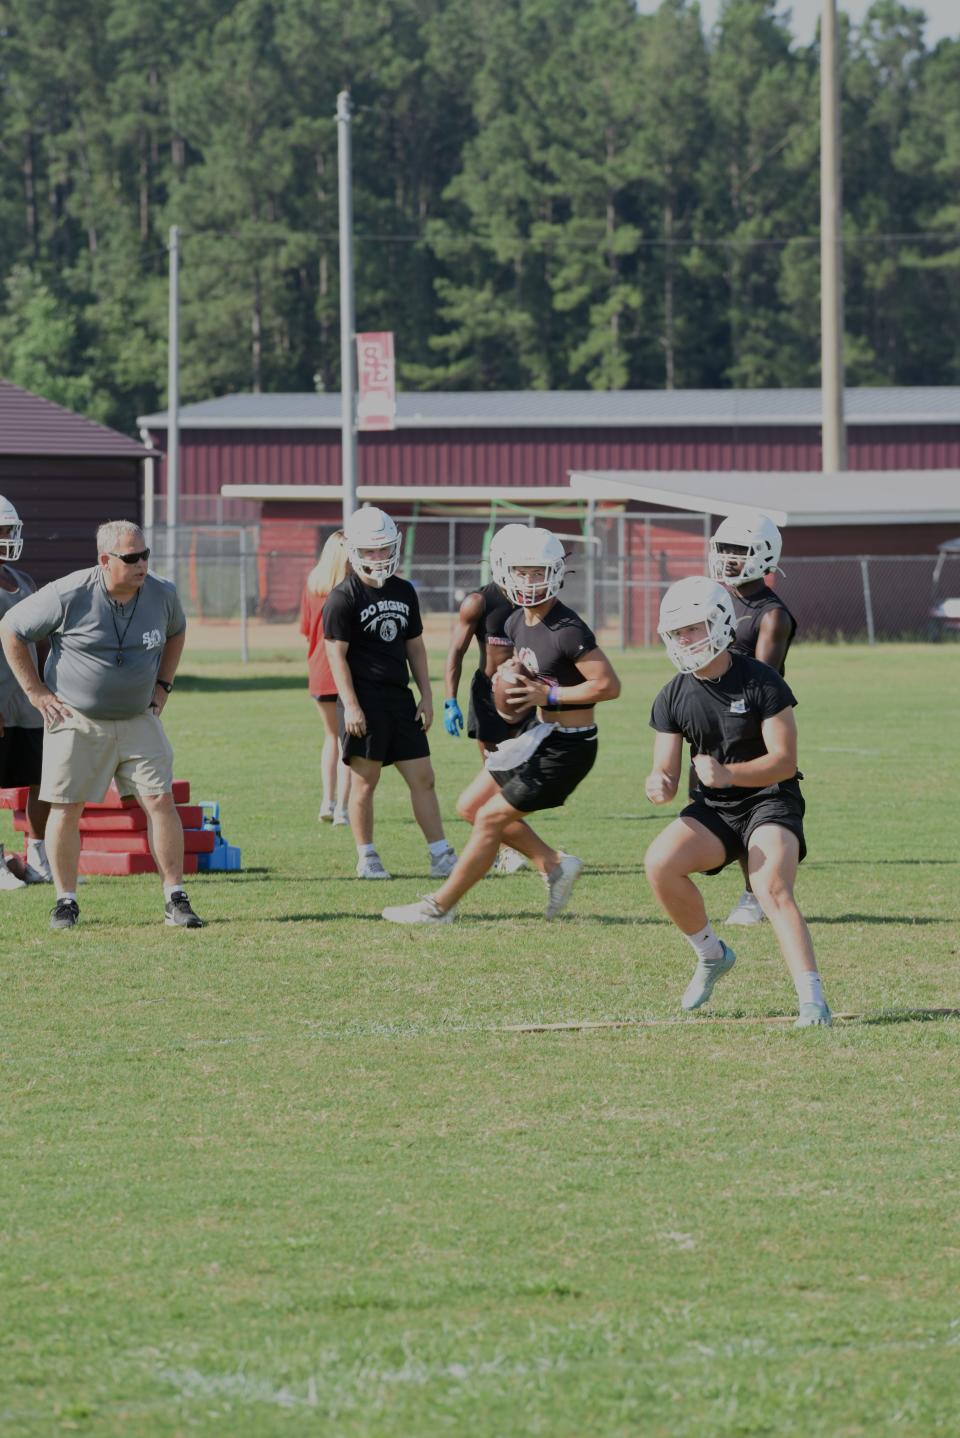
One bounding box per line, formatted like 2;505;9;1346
1;567;186;721
0;566;42;729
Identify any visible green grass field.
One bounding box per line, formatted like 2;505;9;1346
2;643;958;1437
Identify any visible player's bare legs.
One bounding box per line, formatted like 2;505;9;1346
431;791;557;910
746;826;818;980
455;771;557;874
395;756;445;844
643;816;728;933
347;756;380;845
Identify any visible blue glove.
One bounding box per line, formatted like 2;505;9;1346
443;698;464;737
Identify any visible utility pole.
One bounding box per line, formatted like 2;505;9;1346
820;0;847;471
167;224;180;575
337;91;358;524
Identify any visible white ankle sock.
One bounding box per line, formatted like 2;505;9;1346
428;838;450;857
685;923;725;963
796;971;825;1006
357;843;376;858
57;891;77;904
164;883;186;901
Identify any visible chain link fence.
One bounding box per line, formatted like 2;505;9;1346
146;516;960;653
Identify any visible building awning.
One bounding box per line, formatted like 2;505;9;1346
567;470;960;527
220;483;631;511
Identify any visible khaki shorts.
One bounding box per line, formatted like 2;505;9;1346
40;709;174;804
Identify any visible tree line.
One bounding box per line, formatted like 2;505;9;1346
0;0;957;432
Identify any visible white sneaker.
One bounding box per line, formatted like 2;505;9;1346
0;863;26;890
492;846;527;875
356;853;391;880
544;853;583;919
332;808;349;827
725;890;765;926
382;895;455;925
428;845;457;879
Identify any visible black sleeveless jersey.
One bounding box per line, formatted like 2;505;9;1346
504;601;598;711
475;581;516;662
729;585;796;675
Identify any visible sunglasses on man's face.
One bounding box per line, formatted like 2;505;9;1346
109;548;150;565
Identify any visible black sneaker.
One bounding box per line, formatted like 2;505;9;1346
50;898;80;930
164;890;204;928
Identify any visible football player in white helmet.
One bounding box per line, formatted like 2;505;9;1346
442;524;526;876
708;511;797;926
323;508;457;882
0;497;53;885
644;575;832;1027
382;524;621;926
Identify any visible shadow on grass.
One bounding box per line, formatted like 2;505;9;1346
808;913;954;925
175;674;307;693
807;858;958;867
251;910;663;925
858;1007;960;1026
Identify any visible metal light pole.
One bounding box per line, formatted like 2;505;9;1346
337;91;358;524
820;0;847;471
167;224;180;577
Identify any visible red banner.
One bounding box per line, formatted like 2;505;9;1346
356;331;396;431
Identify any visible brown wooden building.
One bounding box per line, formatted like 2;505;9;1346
0;379;148;585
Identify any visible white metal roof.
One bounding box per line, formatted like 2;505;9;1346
220;483;625;504
567;470;960;526
138;386;960;431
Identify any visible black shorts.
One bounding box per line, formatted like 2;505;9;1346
339;687;430;768
467;669;517;748
681;781;807;875
492;727;597;814
0;725;43;788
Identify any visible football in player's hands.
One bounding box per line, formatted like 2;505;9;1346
491;659;539;724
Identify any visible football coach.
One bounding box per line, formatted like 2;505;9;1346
0;520;203;931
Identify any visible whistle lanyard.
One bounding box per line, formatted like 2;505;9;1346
103;579;141;666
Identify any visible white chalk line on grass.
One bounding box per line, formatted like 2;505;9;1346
2;1009;958;1067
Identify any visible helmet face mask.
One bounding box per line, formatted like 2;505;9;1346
708;512;782;587
658;576;735;674
0;495;23;562
343;507;402;588
490;525;565;608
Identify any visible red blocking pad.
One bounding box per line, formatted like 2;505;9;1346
85;779;190;809
80;830;215;855
0;787;30;810
14;805;205;833
78;851;199;876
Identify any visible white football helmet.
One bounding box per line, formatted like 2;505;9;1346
709;511;782;586
490;525;565;608
344;506;402;588
658;576;735;674
0;495;24;562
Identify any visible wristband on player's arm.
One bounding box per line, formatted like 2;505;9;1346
546;683;561;708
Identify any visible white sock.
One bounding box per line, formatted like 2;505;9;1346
796;971;825;1006
428;838;450;857
357;842;376;858
685;923;725;963
57;890;78;904
164;883;186;901
28;838;47;862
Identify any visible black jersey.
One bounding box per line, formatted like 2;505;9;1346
505;601;597;711
650;653;798;809
475;581;515;660
323;573;422;691
729;585;796;674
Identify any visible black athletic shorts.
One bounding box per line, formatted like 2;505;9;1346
0;725;43;788
681;781;807;875
339;686;430;767
467;668;518;748
492;726;597;814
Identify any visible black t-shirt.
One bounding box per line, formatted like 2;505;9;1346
505;601;597;711
650;653;797;807
729;585;796;674
475;581;516;662
323;573;423;691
